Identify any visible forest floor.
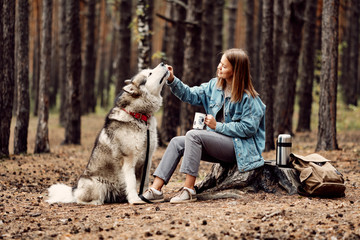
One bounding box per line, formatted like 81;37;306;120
1;114;359;240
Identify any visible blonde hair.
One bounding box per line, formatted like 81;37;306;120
216;48;258;102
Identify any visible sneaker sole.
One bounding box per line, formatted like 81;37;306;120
133;198;165;205
170;198;197;204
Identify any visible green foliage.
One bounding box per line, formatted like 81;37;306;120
294;80;360;132
151;51;167;61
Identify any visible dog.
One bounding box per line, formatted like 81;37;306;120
46;62;169;205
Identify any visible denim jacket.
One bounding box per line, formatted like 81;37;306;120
168;77;266;172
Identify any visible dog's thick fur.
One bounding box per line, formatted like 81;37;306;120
47;63;169;205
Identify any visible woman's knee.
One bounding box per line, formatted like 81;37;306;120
168;136;185;150
185;129;199;138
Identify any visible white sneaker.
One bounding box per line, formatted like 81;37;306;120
140;188;165;203
170;187;197;204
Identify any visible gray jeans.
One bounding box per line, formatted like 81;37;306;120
153;129;236;184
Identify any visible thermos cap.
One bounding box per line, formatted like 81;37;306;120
277;134;292;143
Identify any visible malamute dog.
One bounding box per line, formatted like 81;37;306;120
46;62;169;205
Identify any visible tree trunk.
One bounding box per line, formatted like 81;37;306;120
49;0;59;109
0;0;15;159
253;0;263;90
259;0;275;152
339;1;351;105
200;1;215;79
34;0;52;154
296;0;318;132
96;0;106;108
180;0;203;135
58;0;67;126
0;0;3;156
137;0;151;71
316;0;339;151
106;22;117;106
226;0;237;49
32;0;41;116
160;0;185;143
115;0;132;95
14;0;30;155
244;0;254;69
63;0;82;145
195;162;299;198
273;0;284;83
213;0;224;70
274;0;305;135
343;0;359;106
81;0;96;114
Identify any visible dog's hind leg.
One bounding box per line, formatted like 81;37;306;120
123;161;144;204
74;178;104;205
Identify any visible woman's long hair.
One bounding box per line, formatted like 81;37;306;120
216;48;258;102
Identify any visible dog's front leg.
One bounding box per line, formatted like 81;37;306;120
122;161;144;204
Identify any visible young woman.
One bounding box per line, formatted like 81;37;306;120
142;48;266;204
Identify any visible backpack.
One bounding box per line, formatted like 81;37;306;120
290;153;346;198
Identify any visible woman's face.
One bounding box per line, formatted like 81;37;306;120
217;55;233;82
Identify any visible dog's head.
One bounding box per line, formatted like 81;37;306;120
114;62;170;114
123;62;169;98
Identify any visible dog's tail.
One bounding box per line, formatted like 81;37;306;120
46;183;76;204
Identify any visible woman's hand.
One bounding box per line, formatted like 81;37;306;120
204;115;217;130
166;65;175;83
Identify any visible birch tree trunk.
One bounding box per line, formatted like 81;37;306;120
0;0;15;159
14;0;30;155
316;0;339;151
34;0;52;154
180;0;203;135
137;0;151;71
296;0;318;132
259;0;275;152
63;0;81;145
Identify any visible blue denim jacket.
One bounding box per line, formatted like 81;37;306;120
168;77;266;172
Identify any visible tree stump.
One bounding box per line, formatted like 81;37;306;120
195;161;301;201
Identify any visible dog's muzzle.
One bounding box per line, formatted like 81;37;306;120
159;71;169;85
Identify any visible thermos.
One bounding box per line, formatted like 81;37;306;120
276;134;292;167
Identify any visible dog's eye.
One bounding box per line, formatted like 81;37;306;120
148;72;152;77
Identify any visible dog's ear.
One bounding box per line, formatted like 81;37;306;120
123;84;141;97
124;79;132;85
131;74;147;88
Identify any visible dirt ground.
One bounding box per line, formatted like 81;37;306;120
1;114;359;240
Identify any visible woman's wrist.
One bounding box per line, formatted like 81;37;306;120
167;75;174;83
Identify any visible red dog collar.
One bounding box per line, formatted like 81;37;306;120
121;108;150;123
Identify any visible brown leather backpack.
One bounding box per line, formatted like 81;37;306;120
290;153;346;198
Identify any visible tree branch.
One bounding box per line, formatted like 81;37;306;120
166;0;188;10
156;13;175;24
